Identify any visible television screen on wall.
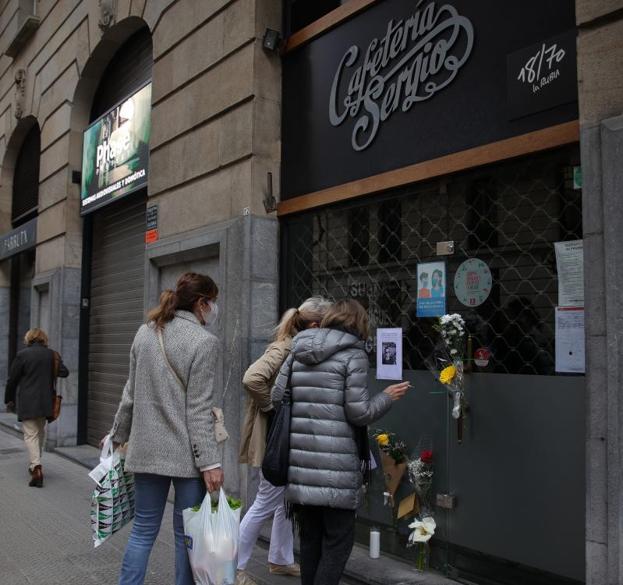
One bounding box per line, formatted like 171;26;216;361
80;82;151;215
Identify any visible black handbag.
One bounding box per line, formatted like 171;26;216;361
262;370;293;487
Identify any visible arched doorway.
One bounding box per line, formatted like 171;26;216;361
8;120;40;366
76;25;153;445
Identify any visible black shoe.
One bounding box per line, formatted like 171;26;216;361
29;465;43;487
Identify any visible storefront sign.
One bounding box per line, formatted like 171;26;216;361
282;0;578;199
81;82;152;215
145;205;159;244
0;217;37;260
507;30;577;120
454;258;492;307
329;2;474;151
416;261;446;317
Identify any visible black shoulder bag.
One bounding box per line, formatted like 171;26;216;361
262;366;293;487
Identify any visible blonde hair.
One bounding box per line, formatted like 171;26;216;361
24;328;49;347
274;296;333;342
320;298;370;340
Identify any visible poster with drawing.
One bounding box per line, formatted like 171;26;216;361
416;261;446;317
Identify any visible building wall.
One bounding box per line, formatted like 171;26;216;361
576;1;623;583
0;0;282;497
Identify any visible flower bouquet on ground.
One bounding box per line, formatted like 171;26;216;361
429;314;467;422
372;430;409;504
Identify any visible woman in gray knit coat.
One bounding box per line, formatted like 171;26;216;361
272;299;410;585
108;272;223;585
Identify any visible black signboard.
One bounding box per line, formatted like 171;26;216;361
281;0;577;199
507;30;577;120
0;217;37;260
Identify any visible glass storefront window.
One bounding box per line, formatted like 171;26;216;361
280;145;585;584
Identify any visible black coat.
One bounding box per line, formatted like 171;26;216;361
4;343;69;421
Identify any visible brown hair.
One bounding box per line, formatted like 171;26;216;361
320;298;370;340
273;296;333;342
148;272;219;330
24;328;49;347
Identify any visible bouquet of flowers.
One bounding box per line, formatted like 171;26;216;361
372;430;409;502
431;313;467;420
407;449;434;516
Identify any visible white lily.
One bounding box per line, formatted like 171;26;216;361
408;517;436;544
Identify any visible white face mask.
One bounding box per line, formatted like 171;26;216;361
202;300;219;328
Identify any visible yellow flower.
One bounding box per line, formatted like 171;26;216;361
439;365;457;385
376;433;390;446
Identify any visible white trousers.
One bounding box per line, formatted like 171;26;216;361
22;417;46;471
238;471;294;570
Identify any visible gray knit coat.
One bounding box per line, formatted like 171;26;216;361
110;311;221;477
272;328;392;510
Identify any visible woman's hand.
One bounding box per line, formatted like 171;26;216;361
202;468;224;493
383;381;411;401
99;436;120;450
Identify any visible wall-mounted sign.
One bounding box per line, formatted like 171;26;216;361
81;82;152;215
0;217;37;260
282;0;577;199
507;30;577;120
454;258;492;307
554;240;583;308
329;2;474;152
145;205;159;244
416;261;446;317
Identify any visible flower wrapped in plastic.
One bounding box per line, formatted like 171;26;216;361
407;449;434;516
428;313;467;420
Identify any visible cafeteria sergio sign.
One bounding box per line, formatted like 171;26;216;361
329;1;475;151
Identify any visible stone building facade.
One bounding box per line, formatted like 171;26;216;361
577;1;623;583
0;0;282;499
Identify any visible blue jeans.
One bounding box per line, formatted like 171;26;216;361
119;473;206;585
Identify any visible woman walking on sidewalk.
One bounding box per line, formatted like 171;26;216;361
107;272;224;585
272;299;410;585
237;297;333;585
4;328;69;488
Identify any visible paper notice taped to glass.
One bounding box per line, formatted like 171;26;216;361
555;307;585;374
554;240;584;307
376;328;403;380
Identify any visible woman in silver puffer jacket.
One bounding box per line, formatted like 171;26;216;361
272;299;409;585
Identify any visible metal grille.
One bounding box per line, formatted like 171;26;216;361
281;146;582;375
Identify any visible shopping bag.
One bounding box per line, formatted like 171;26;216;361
262;385;292;487
89;435;135;548
183;488;241;585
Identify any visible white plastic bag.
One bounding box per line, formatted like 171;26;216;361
89;435;135;548
183;488;241;585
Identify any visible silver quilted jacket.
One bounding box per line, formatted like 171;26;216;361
271;328;392;510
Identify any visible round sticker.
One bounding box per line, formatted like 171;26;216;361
454;258;492;307
474;347;492;368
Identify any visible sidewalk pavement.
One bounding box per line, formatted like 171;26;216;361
0;420;458;585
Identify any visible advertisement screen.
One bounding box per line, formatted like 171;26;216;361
81;82;151;215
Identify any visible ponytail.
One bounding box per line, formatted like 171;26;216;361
274;308;302;342
148;290;178;330
273;296;333;341
147;272;219;330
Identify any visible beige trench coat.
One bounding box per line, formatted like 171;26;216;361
239;338;292;467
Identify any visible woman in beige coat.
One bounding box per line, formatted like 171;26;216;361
237;297;332;584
